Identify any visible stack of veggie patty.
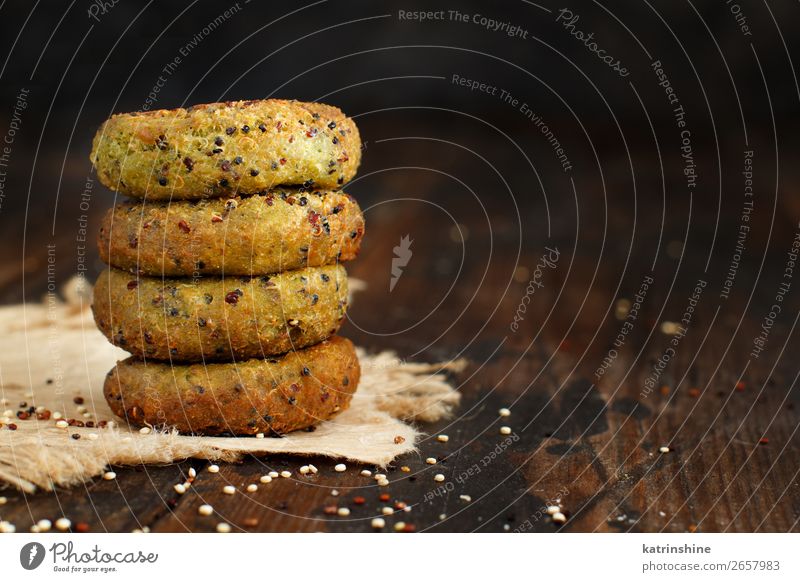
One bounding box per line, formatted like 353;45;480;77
90;99;365;436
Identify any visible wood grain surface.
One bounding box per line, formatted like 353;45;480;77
1;132;798;534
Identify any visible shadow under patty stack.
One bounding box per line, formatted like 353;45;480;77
89;99;365;436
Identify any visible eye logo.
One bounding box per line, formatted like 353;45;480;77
389;235;413;292
19;542;46;570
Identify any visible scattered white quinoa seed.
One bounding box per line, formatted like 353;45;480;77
334;463;346;472
223;485;236;495
434;474;445;482
216;522;231;533
138;427;151;435
198;504;213;516
371;517;386;529
337;507;350;517
659;446;671;453
55;517;71;531
103;471;117;481
499;408;511;417
280;470;292;478
425;457;437;465
247;484;258;493
259;475;273;484
360;469;372;477
437;434;449;442
499;426;512;435
174;484;186;495
208;464;220;473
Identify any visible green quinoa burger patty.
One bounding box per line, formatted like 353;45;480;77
90;99;361;199
98;189;365;276
104;335;360;435
92;264;348;361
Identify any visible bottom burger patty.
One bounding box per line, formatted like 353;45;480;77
104;335;360;435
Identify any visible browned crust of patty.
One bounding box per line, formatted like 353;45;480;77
92;265;348;362
104;336;360;435
97;189;364;276
90;99;361;199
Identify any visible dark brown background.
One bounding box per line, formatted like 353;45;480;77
0;0;798;532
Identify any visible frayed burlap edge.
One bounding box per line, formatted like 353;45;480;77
0;278;464;492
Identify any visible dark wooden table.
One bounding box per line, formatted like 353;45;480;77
1;123;799;533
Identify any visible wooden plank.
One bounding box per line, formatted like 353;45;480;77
2;149;799;533
0;461;194;533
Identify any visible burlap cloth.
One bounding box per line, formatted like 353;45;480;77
0;278;463;492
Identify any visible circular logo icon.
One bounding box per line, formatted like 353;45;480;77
20;542;46;570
